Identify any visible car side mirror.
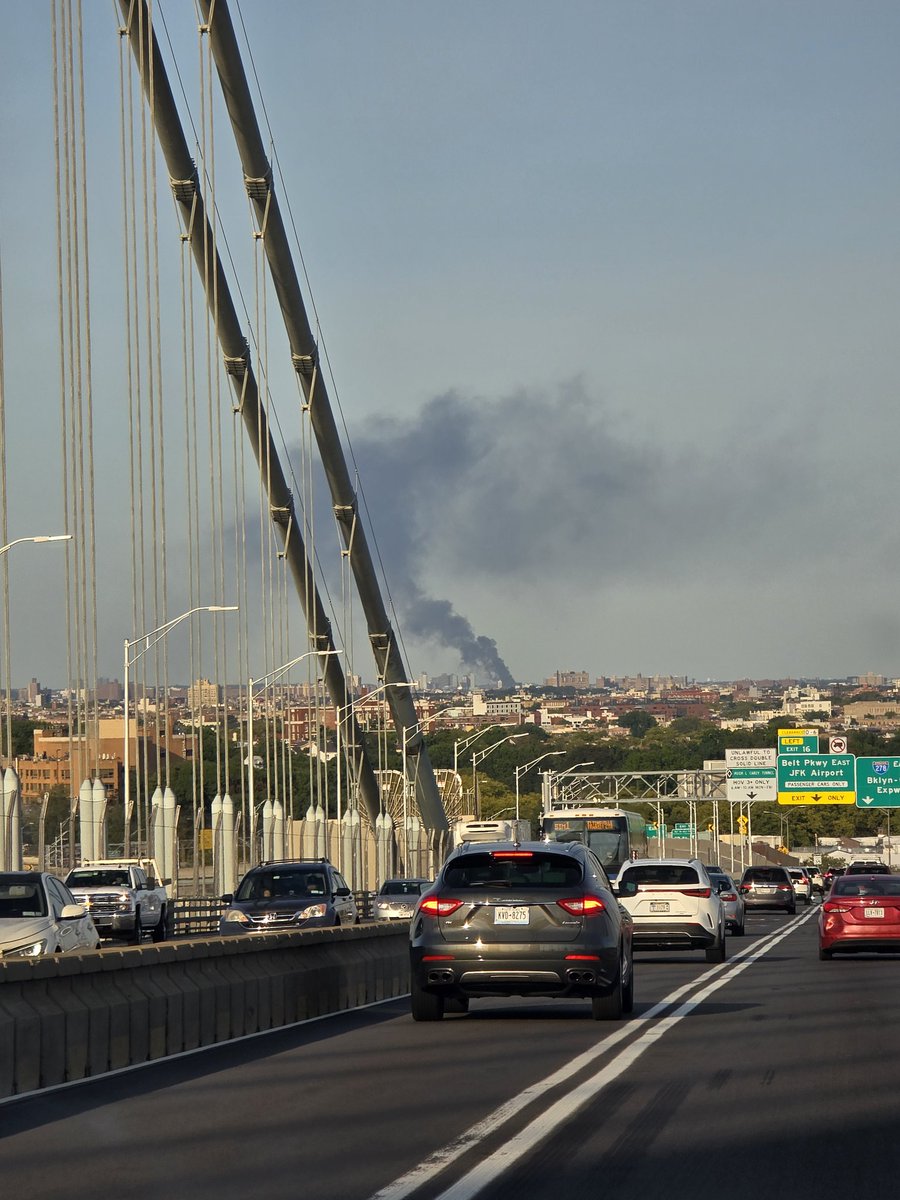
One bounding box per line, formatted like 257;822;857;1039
60;903;86;921
616;879;638;897
221;893;234;904
335;886;351;898
716;880;729;893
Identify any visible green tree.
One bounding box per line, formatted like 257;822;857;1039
619;710;657;738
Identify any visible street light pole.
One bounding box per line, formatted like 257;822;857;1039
514;751;566;821
472;733;527;818
124;605;237;855
247;648;340;864
452;723;518;775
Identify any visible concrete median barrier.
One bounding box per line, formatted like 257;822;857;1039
0;923;409;1100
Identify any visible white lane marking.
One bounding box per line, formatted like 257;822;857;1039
368;911;816;1200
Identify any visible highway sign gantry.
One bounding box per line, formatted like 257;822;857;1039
856;757;900;808
777;753;856;805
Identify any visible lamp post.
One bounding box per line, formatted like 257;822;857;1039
124;605;237;853
248;648;341;863
514;751;565;821
452;723;518;775
336;679;414;814
472;733;527;818
399;704;456;869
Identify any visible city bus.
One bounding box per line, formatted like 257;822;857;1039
540;807;649;879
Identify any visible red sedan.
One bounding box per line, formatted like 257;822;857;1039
818;873;900;959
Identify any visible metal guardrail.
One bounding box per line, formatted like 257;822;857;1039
172;892;376;936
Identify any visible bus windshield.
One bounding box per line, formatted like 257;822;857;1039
542;815;633;875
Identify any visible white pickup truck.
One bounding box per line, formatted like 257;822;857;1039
64;858;171;944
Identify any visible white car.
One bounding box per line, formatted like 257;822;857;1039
788;868;812;906
616;857;727;963
0;871;101;958
371;878;432;921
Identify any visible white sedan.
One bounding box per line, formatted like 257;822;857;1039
0;871;101;958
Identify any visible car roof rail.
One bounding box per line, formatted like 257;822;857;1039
256;857;331;867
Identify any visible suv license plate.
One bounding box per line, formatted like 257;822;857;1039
864;908;885;919
495;906;529;925
649;900;670;913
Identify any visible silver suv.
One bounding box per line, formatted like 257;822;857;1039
219;859;358;933
615;857;727;963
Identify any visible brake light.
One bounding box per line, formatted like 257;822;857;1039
822;901;851;914
565;954;600;961
739;884;750;893
720;891;737;901
491;851;534;859
419;897;464;917
557;895;606;916
776;884;791;892
680;887;711;898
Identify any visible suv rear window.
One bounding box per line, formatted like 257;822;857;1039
443;851;582;889
744;868;788;883
621;864;700;886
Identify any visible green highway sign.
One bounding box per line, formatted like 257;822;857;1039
856;758;900;808
777;728;819;755
672;822;694;839
646;824;668;839
777;753;856;805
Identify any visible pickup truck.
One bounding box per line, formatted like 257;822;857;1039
64;858;171;943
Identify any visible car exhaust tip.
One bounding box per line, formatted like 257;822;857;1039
565;968;596;985
427;968;454;984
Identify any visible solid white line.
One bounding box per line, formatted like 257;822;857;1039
367;911;815;1200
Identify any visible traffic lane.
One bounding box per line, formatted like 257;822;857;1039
0;945;730;1200
474;914;900;1200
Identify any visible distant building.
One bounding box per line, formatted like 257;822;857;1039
187;678;221;709
544;670;590;689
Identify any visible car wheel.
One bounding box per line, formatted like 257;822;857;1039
592;959;624;1020
819;946;833;960
151;907;167;943
444;997;470;1014
732;921;745;937
705;932;727;963
804;895;811;906
129;909;142;945
788;904;797;915
411;978;445;1022
621;956;635;1014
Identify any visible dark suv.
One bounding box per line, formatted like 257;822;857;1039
409;840;633;1022
739;866;796;913
219;859;358;933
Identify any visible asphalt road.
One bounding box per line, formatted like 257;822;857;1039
2;902;897;1200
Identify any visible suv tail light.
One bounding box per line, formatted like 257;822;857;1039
776;884;791;892
556;895;606;917
720;891;737;901
679;887;711;898
419;897;464;917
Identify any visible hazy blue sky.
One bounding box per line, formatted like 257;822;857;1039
2;1;900;687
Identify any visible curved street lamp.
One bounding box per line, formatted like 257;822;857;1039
123;605;238;851
247;648;342;861
514;750;565;820
472;733;527;818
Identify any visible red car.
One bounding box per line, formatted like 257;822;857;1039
818;873;900;959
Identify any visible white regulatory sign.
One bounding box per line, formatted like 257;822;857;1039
725;747;777;802
829;736;848;754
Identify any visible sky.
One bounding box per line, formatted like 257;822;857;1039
1;1;900;689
